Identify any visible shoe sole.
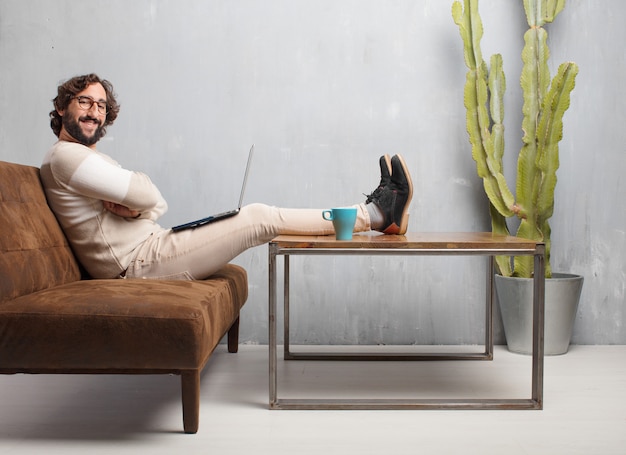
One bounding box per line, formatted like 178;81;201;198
394;154;413;235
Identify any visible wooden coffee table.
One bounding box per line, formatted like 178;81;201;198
268;232;545;410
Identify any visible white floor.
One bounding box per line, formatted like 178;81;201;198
0;345;624;455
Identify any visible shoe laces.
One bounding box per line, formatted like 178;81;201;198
366;183;399;206
365;173;392;204
364;186;385;204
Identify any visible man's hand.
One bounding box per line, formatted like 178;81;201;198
103;201;140;218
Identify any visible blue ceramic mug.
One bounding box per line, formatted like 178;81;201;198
322;207;357;240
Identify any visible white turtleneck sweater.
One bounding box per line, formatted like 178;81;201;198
40;141;168;278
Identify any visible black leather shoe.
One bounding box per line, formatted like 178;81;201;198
371;154;413;234
365;154;392;204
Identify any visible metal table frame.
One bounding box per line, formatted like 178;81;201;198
268;233;545;410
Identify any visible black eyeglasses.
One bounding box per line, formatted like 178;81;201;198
73;96;108;115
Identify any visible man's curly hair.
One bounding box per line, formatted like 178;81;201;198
50;73;120;138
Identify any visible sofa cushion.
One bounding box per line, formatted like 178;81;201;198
0;264;247;371
0;161;81;303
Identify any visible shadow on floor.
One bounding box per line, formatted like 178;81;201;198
0;354;225;440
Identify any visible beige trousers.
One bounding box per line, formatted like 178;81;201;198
125;202;371;280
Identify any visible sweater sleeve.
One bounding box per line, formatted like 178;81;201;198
50;142;168;220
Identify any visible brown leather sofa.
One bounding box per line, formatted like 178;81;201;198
0;160;248;434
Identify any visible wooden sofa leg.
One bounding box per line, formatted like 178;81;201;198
228;316;240;353
181;370;200;434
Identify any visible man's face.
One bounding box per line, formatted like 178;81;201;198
58;82;107;147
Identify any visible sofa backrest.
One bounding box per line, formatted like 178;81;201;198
0;161;81;303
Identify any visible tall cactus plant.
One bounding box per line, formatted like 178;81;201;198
452;0;578;278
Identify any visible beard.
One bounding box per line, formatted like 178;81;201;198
62;114;105;147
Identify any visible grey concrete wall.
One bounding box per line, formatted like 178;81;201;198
1;0;623;345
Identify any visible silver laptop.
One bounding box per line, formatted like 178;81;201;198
171;144;254;232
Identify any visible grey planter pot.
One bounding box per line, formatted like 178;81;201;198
495;273;584;355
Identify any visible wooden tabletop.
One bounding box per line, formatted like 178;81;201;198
270;232;540;251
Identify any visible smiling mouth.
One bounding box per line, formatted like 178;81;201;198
80;116;101;127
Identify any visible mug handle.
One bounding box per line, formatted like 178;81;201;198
322;210;334;221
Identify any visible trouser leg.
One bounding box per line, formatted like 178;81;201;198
126;202;371;279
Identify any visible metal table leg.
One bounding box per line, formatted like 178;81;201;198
283;255;494;361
